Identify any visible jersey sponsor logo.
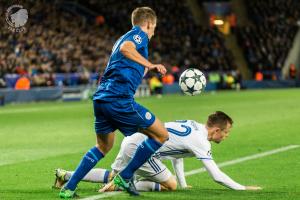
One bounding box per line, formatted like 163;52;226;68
133;34;142;44
145;112;152;120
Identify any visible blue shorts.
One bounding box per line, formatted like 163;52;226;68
93;99;156;136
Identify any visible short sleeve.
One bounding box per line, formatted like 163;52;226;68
126;32;148;50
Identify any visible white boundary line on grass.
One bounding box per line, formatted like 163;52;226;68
80;192;121;200
80;144;300;200
185;144;299;176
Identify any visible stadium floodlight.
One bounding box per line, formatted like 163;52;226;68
214;19;224;25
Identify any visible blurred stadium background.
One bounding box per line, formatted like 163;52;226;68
0;0;300;103
0;0;300;200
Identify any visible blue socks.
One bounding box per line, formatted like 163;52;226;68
65;146;104;191
65;138;163;189
120;138;163;180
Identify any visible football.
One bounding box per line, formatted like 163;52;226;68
179;68;206;96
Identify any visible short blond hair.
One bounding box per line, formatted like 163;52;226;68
131;7;157;26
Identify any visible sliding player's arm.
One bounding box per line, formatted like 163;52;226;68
201;159;261;190
171;158;188;188
187;124;261;191
120;41;166;75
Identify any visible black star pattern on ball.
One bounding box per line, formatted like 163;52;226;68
180;74;189;84
194;74;202;82
187;84;196;95
180;69;206;95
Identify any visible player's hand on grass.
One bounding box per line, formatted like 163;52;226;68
149;64;167;76
180;185;192;190
99;181;116;192
245;186;262;190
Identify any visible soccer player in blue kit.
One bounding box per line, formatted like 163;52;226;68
59;7;169;198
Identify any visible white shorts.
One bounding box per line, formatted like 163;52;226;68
111;135;172;183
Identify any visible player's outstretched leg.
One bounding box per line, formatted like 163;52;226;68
54;168;111;189
114;118;168;196
101;170;177;192
59;133;114;198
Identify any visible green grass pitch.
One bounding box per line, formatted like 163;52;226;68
0;89;300;200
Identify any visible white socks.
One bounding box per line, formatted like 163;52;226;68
65;168;110;183
64;169;161;191
134;181;161;191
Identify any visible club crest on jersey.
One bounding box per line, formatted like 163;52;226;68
145;112;152;120
207;150;212;157
133;34;142;44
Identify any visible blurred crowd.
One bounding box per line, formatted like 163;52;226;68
83;0;236;71
236;0;300;79
0;0;115;88
1;0;299;89
0;0;236;88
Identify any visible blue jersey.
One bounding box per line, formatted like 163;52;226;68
93;26;149;102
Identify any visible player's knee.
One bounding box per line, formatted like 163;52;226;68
161;177;177;191
153;135;168;144
165;180;177;191
155;129;169;143
159;134;169;143
148;131;169;144
168;182;177;191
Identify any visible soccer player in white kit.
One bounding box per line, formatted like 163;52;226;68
54;111;261;191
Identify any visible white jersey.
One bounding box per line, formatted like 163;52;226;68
120;120;246;190
155;120;212;160
123;120;212;161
